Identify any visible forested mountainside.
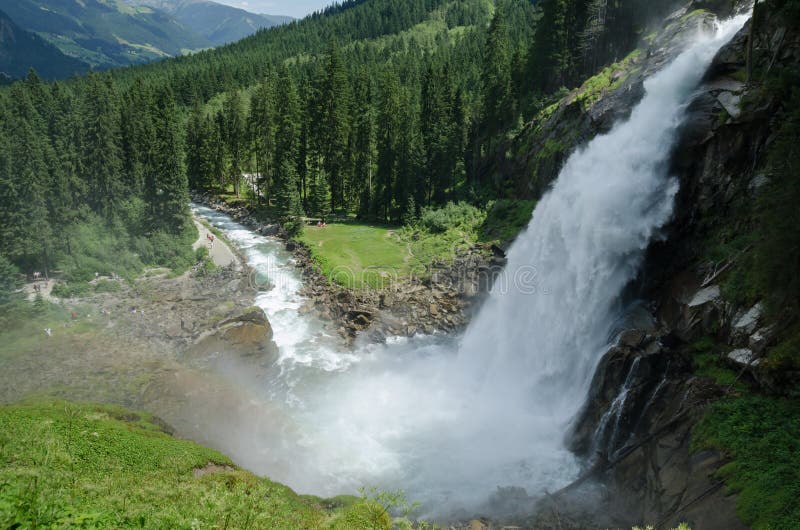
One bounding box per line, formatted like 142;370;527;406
1;0;800;527
0;9;89;82
125;0;293;46
1;0;798;297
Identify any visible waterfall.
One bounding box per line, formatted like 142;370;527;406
189;13;749;516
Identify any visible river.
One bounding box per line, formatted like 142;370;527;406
187;13;748;516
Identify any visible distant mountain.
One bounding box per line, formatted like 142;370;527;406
0;0;210;68
0;8;89;80
126;0;293;46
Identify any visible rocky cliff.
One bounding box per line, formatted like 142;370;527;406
523;2;800;529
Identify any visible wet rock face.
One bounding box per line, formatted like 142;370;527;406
564;333;750;530
567;334;689;459
561;9;800;529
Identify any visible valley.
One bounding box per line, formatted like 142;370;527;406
1;0;800;528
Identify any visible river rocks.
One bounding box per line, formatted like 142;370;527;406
193;191;501;344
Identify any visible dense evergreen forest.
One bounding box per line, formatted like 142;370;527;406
0;0;798;312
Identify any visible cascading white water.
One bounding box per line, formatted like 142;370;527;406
189;13;749;516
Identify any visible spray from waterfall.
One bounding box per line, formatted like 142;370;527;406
188;12;750;516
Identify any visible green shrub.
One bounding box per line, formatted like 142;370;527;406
93;279;121;293
417;201;485;234
689;338;745;390
134;223;196;273
693;395;800;529
480;199;536;242
55;214;144;282
765;325;800;371
194;246;209;262
52;281;93;299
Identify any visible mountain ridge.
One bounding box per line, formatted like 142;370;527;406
0;7;90;81
0;0;291;71
124;0;293;46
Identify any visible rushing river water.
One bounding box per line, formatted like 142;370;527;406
189;13;748;516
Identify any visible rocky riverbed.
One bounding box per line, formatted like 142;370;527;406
190;191;507;345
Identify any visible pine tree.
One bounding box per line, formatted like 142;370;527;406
273;67;303;234
529;0;572;93
0;84;53;271
222;90;246;197
305;62;329;215
150;86;188;233
482;4;514;146
186;103;205;190
375;70;402;222
421;63;456;205
321;39;352;213
249;72;277;202
121;79;155;197
82;74;123;220
352;68;375;216
308;169;329;218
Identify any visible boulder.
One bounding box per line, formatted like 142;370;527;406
618;329;647;348
731;303;763;344
727;347;760;367
748;326;773;354
188;306;278;364
688;284;721;307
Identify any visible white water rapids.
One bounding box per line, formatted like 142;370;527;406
190;14;748;516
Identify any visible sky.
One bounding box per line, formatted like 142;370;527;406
213;0;334;18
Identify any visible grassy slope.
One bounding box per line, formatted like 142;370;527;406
693;395;800;529
688;339;800;529
0;401;389;529
298;199;537;289
300;223;413;288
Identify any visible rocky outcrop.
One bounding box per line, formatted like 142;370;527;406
505;2;731;199
548;5;800;529
291;239;504;344
188;306;279;364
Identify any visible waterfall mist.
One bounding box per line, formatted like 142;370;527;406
187;13;749;517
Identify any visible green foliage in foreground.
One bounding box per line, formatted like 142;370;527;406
0;401;390;529
693;395;800;530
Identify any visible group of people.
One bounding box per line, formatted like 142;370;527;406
316;220;328;228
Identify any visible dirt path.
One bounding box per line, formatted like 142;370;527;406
22;279;57;302
193;218;238;269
